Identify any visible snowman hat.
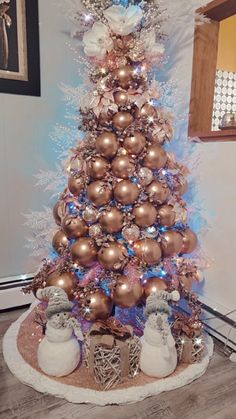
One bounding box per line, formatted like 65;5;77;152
36;286;73;318
145;290;180;317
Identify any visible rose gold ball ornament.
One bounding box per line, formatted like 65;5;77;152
136;103;157;119
113;275;143;308
98;242;128;270
71;237;97;267
161;231;183;257
138;167;153;186
52;230;69;254
123;132;146;155
82;207;98;224
122;224;140;242
112;112;134;131
53;201;63;226
157;205;176;227
87;156;110;180
99;207;124;233
87;180;113;207
114;180;140;205
179;274;193;291
68;176;84;196
114;90;129;106
114;65;134;88
62;215;88;239
181;229;198;254
132;202;157;228
146;181;170;204
46;271;77;300
176;178;188;196
111;155;135;179
134;239;162;266
143;277;168;299
81;289;113;321
143;144;167;170
96;132;118;159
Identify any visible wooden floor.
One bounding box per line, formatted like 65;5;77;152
0;308;236;419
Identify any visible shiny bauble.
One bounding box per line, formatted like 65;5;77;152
82;207;98;224
143;277;168;299
111;155;135;179
114;90;129;106
114;180;140;205
157;205;176;227
135;103;157;119
68;156;84;173
52;230;69;254
112;112;134;130
113;275;143;308
87;180;112;207
71;238;97;267
62;215;88;239
98;242;127;270
81;289;113;321
176;179;188;196
123;132;146;155
134;239;162;266
53;201;64;226
68;176;84;196
87;156;110;180
99;207;124;233
143;144;167;170
146;181;170;204
138;167;153;186
114;65;134;88
161;231;183;257
46;271;77;301
96;132;118;158
181;229;198;254
132;202;157;228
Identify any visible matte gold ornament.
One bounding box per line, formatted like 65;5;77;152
114;90;129;106
161;231;183;257
111;155;135;179
114;180;140;205
81;289;113;321
143;277;168;299
112;112;134;130
87;156;110;180
87;180;113;207
71;237;97;267
99;207;124;233
98;242;128;270
146;181;170;204
46;271;77;300
132;202;157;228
82;207;98;224
123;132;146;155
113;65;134;88
62;215;88;239
157;205;176;227
96;132;118;158
135;103;157;119
52;230;69;254
53;201;64;226
138;167;153;186
112;275;143;308
143;144;167;170
134;239;162;265
181;229;198;254
68;176;84;196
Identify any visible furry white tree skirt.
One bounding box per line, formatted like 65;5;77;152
3;303;214;406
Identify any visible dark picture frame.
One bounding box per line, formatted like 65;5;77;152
0;0;40;96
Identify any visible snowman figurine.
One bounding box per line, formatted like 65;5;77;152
36;286;84;377
140;290;180;378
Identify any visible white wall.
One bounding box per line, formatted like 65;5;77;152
0;1;235;318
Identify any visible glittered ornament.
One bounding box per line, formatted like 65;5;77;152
134;239;162;266
71;238;97;267
161;231;183;257
143;277;168;299
81;289;113;321
113;65;134;88
132;202;157;228
122;224;140;242
96;132;118;158
157;205;176;227
89;224;103;238
112;112;134;131
98;242;128;270
68;176;84;196
99;207;124;234
123;132;146;155
82;207;98;224
138;167;153;186
87;180;113;207
45;271;77;301
143;144;167;170
146;181;170;204
87;156;110;180
52;230;69;254
114;90;129;106
112;275;143;308
111;155;135;179
62;215;88;239
114;180;140;205
181;229;198;254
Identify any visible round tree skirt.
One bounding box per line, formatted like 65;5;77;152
3;303;214;406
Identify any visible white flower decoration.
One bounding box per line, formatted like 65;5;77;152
141;30;165;57
104;5;143;36
83;22;113;59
